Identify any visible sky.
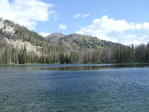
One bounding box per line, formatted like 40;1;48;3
0;0;149;45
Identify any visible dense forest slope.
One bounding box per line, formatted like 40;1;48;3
0;18;149;64
46;33;121;49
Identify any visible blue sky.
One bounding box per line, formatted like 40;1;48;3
0;0;149;45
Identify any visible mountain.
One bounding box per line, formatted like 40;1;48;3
0;18;46;55
45;32;65;40
0;18;149;64
46;33;122;49
0;18;50;64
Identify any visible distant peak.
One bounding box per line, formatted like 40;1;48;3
45;32;65;40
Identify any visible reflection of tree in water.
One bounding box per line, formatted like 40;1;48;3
37;63;149;71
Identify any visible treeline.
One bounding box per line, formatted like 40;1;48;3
57;43;149;64
0;18;149;64
1;38;149;64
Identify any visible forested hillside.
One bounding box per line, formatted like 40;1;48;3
0;18;149;64
46;33;122;49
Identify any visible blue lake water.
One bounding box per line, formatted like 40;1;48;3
0;64;149;112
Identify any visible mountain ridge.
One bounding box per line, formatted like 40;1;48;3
0;18;149;64
46;32;122;49
45;32;65;40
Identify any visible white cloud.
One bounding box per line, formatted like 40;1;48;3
123;40;142;45
139;35;149;42
73;14;82;19
73;13;90;19
54;18;59;21
49;10;55;15
59;24;67;30
120;34;137;39
39;32;51;37
122;35;149;45
77;16;149;44
82;14;90;18
142;22;149;30
0;0;55;30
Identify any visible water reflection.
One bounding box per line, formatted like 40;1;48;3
1;64;149;112
1;63;149;71
37;63;149;71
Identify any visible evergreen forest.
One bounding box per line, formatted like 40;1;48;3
0;18;149;64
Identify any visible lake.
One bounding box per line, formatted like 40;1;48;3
0;64;149;112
